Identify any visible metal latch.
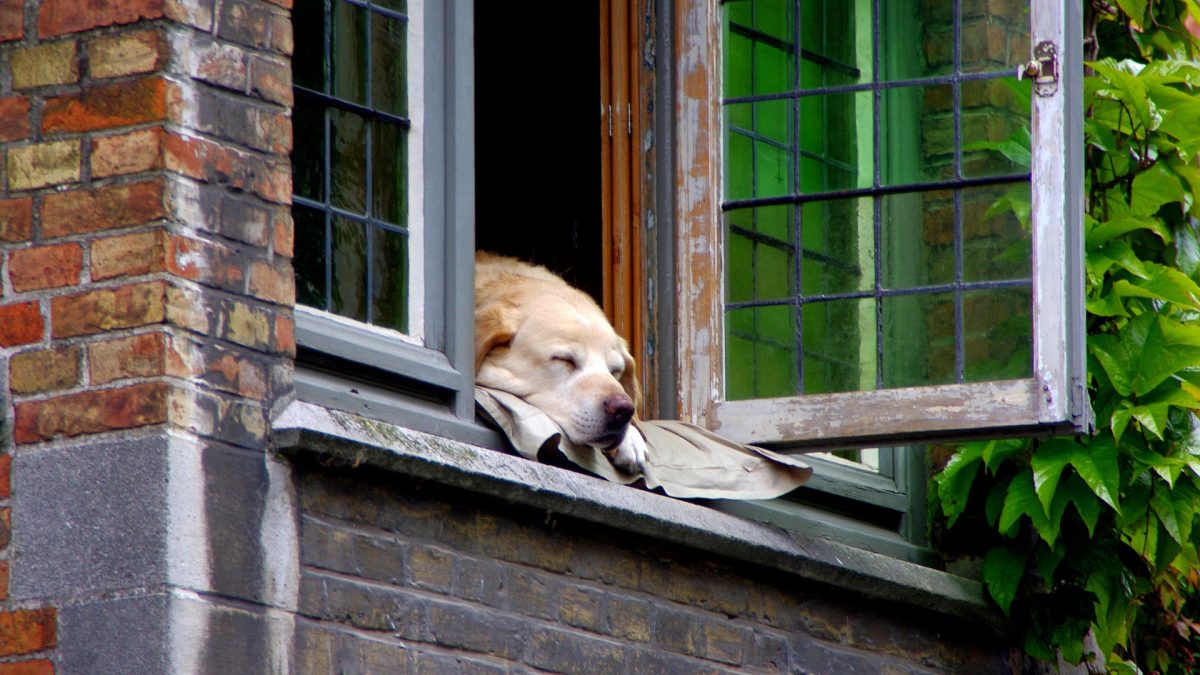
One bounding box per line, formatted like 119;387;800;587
1019;40;1058;97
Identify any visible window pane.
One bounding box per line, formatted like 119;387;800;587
330;109;367;213
372;119;407;226
292;104;325;201
962;77;1031;179
962;183;1031;283
331;217;368;322
882;190;953;289
294;205;327;307
881;83;949;186
331;0;367;105
803;297;874;394
881;292;956;388
293;0;326;91
371;13;407;116
801;198;872;295
726;304;797;400
964;287;1031;381
371;226;408;332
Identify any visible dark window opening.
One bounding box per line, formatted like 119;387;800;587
474;2;604;304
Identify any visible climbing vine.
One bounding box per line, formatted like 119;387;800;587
932;1;1200;671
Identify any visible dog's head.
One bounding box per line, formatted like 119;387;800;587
475;279;640;451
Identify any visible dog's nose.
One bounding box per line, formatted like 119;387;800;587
603;394;635;426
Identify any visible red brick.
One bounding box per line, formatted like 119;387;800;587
51;280;166;338
167;235;244;290
250;56;291;106
89;333;166;385
0;609;56;657
90;128;163;178
0;453;10;499
275;313;295;357
0;508;8;549
42;180;165;239
7;243;83;292
91;230;166;280
39;0;164;38
14;382;168;444
88;29;165;79
0;197;33;243
0;302;43;347
0;97;31;142
0;561;8;602
0;659;55;675
42;77;167;134
0;3;21;43
247;260;293;305
273;209;293;257
10;346;81;394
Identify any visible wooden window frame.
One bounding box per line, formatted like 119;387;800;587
672;0;1090;450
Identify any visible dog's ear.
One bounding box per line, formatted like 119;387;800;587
618;340;642;413
475;303;516;372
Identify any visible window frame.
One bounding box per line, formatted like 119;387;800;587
293;0;493;446
672;0;1089;450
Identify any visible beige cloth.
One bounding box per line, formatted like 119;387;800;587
476;387;812;499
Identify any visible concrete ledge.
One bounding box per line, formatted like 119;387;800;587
272;400;998;627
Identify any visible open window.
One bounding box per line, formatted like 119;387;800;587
673;0;1089;451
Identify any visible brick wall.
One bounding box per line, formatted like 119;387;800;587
293;465;1019;673
0;0;294;671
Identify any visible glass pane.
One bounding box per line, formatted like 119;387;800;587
293;205;326;308
293;0;326;91
726;304;797;400
330;109;367;213
882;292;955;388
962;77;1031;179
331;0;367;105
372;119;406;225
373;0;406;12
802;297;874;394
371;12;406;116
882;190;953;289
799;91;870;193
881;84;950;185
726;223;794;305
961;3;1030;75
963;183;1031;283
878;0;929;80
371;226;407;332
331;217;367;322
964;287;1032;381
292;104;325;201
800;197;873;295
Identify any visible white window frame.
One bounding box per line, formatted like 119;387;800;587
672;0;1089;450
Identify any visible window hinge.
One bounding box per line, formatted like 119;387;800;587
1019;40;1058;97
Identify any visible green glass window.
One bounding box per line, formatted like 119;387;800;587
723;0;1035;402
292;0;411;333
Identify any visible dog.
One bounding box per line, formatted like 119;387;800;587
474;252;648;473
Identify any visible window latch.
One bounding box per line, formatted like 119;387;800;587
1019;40;1058;97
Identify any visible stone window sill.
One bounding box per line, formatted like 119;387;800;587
272;400;1000;627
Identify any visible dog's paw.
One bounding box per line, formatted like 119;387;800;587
607;426;648;474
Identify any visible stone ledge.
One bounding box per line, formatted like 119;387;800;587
271;400;1000;628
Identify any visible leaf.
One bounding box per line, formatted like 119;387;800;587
1031;439;1075;515
1158;102;1200;162
983;547;1027;616
1070;440;1122;514
1112;264;1200;311
981;438;1026;472
1062;473;1101;537
1114;0;1147;26
1089;59;1152;131
1000;469;1060;545
1131;162;1186;217
1087;215;1171;247
935;444;983;527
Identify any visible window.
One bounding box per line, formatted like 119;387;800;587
290;0;485;445
673;0;1088;450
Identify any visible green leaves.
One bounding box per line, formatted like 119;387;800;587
983;547;1027;616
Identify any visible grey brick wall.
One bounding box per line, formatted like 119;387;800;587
292;463;1019;674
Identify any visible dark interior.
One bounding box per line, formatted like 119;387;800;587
474;2;604;304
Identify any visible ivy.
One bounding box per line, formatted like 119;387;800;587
931;2;1200;671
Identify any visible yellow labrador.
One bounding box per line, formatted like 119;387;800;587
474;252;648;473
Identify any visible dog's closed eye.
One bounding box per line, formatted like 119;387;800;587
551;354;579;371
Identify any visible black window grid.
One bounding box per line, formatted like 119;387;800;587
292;0;411;328
722;0;1032;393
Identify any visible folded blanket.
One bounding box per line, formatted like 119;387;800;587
476;387;812;500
